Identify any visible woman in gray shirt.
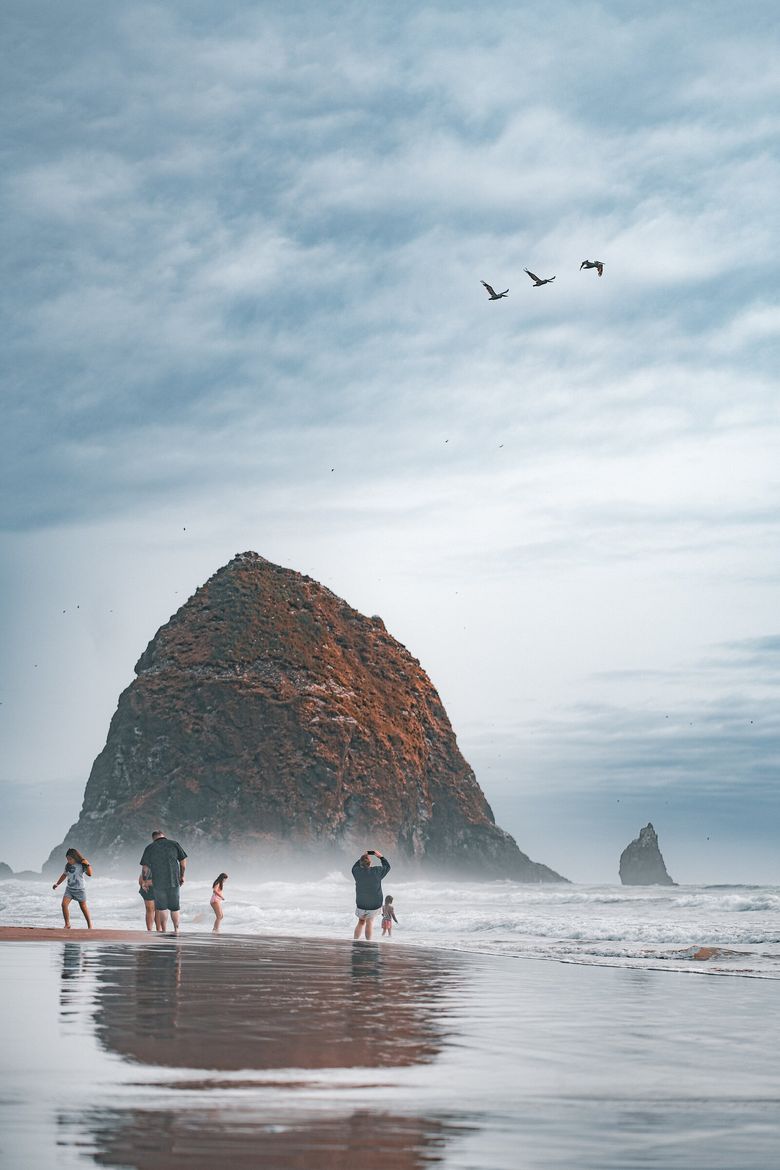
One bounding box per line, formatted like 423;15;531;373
52;848;93;929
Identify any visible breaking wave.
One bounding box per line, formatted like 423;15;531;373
2;877;778;978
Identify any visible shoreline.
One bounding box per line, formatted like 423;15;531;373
0;926;765;979
0;926;163;942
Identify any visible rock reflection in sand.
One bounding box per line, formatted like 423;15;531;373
84;937;461;1070
72;1108;458;1170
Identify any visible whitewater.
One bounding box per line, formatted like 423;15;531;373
3;875;778;978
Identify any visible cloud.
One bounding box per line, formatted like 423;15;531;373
3;1;779;530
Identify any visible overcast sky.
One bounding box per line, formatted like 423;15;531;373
1;1;778;880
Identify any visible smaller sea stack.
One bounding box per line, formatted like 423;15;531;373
619;823;675;886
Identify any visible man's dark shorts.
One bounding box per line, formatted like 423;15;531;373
153;886;180;912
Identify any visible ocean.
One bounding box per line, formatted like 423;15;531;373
3;873;778;977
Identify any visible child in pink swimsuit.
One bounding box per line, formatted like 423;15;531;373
381;895;398;937
210;872;228;932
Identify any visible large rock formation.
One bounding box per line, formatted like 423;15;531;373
0;862;12;881
45;553;564;880
619;823;675;885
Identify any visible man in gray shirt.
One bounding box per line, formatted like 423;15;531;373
351;849;390;940
140;830;188;934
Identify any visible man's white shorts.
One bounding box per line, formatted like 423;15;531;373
355;907;380;920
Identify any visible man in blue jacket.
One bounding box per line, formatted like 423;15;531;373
351;849;390;940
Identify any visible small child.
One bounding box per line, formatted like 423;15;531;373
53;848;93;929
139;874;157;932
210;872;228;933
381;894;398;937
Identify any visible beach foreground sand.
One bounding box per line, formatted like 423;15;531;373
1;932;778;1169
0;926;159;942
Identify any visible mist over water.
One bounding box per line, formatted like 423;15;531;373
3;874;778;978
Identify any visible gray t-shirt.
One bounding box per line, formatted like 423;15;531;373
140;838;187;890
65;862;87;893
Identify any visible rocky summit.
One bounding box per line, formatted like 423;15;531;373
45;553;565;880
619;822;675;886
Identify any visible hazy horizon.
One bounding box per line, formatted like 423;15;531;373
2;2;778;885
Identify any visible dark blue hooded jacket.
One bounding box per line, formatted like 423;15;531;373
351;855;391;910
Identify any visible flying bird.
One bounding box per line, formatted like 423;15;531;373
481;281;509;300
580;260;604;276
524;268;555;287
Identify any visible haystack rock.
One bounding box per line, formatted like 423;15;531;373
619;823;675;886
44;553;565;880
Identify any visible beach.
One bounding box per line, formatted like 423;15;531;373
2;930;779;1169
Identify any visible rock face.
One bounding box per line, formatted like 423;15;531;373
0;862;12;881
619;823;675;885
44;553;565;880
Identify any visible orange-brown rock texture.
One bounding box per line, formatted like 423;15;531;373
45;552;564;880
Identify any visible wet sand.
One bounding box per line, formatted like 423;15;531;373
1;933;778;1169
0;926;158;942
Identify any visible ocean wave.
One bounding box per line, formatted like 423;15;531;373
3;878;779;979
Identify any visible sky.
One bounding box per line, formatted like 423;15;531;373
1;1;778;881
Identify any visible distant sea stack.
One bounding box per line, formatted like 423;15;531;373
44;553;565;881
619;823;675;886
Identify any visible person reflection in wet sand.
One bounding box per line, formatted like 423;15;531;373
87;937;455;1071
65;1108;458;1170
59;943;85;1018
64;938;461;1169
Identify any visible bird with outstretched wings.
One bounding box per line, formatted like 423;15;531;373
524;268;556;287
481;280;509;300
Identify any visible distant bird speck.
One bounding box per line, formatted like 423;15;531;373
580;260;604;276
481;281;509;300
524;268;555;287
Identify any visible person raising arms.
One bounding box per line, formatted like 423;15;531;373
351;849;390;941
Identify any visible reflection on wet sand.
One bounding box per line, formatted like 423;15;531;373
59;941;90;1022
87;937;460;1070
56;937;464;1169
72;1108;459;1170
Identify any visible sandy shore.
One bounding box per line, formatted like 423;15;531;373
1;932;778;1168
0;926;159;942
